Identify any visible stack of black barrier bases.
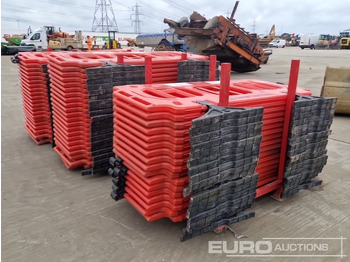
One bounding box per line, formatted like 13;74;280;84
109;156;128;200
83;64;145;175
181;104;264;241
42;64;55;147
281;95;337;198
177;60;220;82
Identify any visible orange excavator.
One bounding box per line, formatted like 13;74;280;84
46;27;72;40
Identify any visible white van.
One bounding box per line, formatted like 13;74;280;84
268;39;286;48
299;33;318;49
21;27;49;50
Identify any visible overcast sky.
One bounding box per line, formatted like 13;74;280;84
1;0;350;36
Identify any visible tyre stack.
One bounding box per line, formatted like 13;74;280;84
17;53;52;145
181;104;263;241
111;84;209;222
82;64;145;175
281;95;337;198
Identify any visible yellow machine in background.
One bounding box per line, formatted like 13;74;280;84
104;31;121;49
340;29;350;49
321;66;350;114
316;34;333;48
258;25;276;47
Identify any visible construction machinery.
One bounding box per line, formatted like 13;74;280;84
163;1;270;72
21;26;83;51
103;31;121;49
3;27;32;46
3;34;25;46
258;25;275;47
321;67;350;114
2;35;31;55
136;30;187;51
126;38;137;47
154;29;187;51
2;27;34;55
316;34;333;48
339;29;350;49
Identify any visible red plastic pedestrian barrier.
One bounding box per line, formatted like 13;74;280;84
47;50;209;85
18;51;323;237
111;79;312;222
42;50;212;171
17;53;52;145
112;83;212;221
47;54;96;170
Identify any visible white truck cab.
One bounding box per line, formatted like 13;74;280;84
21;26;53;50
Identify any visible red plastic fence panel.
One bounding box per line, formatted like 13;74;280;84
18;52;52;145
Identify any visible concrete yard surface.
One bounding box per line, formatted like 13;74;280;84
1;48;350;262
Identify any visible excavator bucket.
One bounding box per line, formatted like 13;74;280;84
321;66;350;114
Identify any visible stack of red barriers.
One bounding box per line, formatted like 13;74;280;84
110;80;312;223
17;53;52;145
44;51;211;170
47;54;104;169
112;85;209;222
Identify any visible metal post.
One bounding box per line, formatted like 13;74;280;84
209;55;217;81
117;55;124;64
273;59;300;199
145;56;152;84
219;63;231;106
230;1;240;22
